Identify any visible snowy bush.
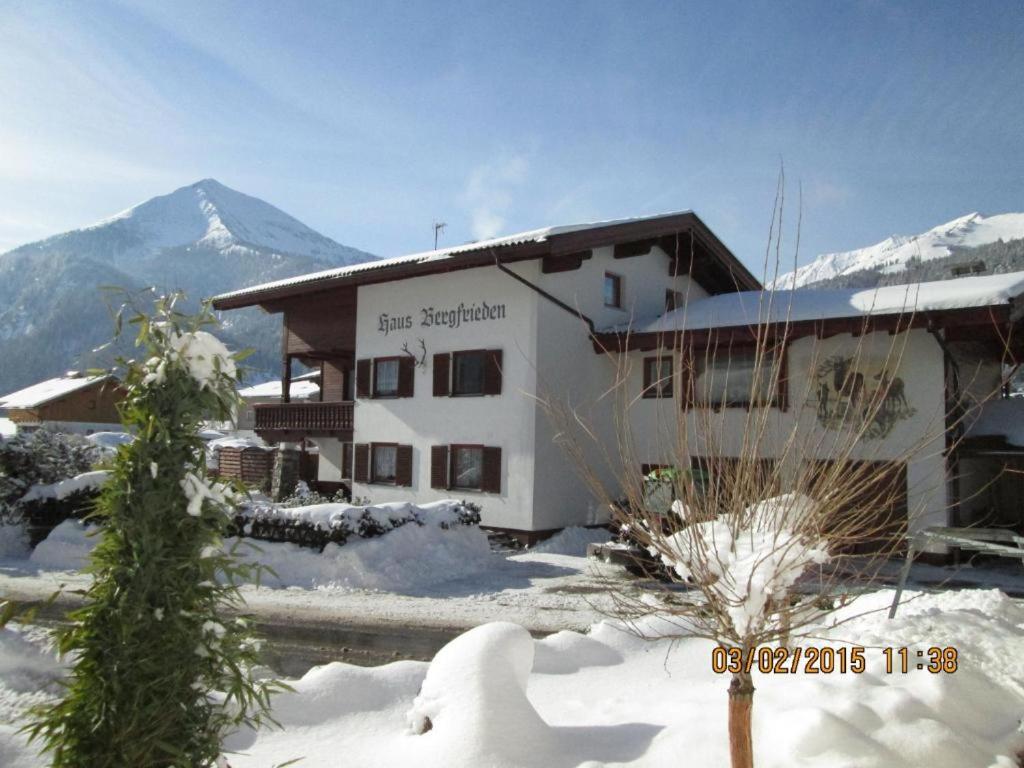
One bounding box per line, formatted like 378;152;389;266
0;429;97;523
231;498;482;551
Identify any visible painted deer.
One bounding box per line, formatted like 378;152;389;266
873;369;908;414
833;358;865;407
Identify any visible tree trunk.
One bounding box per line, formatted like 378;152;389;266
728;671;755;768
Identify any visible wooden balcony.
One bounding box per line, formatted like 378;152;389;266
254;401;354;442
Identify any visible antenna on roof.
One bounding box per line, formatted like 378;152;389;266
433;221;447;250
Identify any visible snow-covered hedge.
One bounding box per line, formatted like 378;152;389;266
230;499;482;551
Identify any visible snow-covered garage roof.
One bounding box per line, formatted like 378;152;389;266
0;373;115;410
614;270;1024;335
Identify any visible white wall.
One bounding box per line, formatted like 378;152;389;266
621;328;952;538
528;243;700;528
344;265;540;529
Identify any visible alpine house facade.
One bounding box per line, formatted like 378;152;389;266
212;212;758;539
212;211;1024;547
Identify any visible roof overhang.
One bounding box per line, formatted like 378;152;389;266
211;212;760;311
594;305;1024;358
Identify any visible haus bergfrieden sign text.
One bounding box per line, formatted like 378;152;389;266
378;301;508;336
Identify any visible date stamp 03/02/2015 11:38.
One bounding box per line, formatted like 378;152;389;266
711;645;959;675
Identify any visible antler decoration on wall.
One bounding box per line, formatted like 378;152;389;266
401;339;428;367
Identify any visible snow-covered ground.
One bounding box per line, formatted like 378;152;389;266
2;588;1021;767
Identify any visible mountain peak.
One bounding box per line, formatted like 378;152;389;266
8;179;377;269
771;211;1024;289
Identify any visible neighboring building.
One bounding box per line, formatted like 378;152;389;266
212;211;1024;545
0;372;125;435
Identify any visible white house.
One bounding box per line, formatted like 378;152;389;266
212;211;1024;547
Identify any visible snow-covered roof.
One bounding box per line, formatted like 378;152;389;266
212;210;694;304
238;379;320;400
0;374;115;410
619;270;1024;335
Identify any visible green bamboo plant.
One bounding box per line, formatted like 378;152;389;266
26;295;285;767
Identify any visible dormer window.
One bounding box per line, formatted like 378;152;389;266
604;272;622;308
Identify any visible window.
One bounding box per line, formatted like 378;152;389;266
431;445;502;493
693;346;779;408
452;351;487;395
604;272;622;308
434;350;502;396
450;445;484;490
373;358;400;397
665;289;683;312
642;356;673;398
357;357;413;398
371;444;397;484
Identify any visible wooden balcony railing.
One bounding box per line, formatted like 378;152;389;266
254;401;354;437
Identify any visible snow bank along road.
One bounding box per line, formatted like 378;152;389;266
0;551;633;671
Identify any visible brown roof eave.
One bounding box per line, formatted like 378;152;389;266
593;305;1015;353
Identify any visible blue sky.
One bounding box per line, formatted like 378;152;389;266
0;0;1021;276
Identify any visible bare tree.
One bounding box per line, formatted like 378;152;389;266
537;183;1006;768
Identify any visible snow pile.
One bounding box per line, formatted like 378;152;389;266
659;493;828;636
29;519;99;571
215;587;1024;768
19;470;110;503
530;526;611;556
0;625;65;768
0;522;28;559
406;623;561;766
86;431;135;455
239;519;493;592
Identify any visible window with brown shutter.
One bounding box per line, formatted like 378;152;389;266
356;360;371;399
433;353;451;396
342;442;353;480
430;445;449;489
395;445;413;487
353;443;369;482
483;349;503;395
481;446;502;494
397;356;415;398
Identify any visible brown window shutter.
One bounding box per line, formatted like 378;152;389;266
430;445;449;489
483;349;503;395
356;359;372;399
642;357;653;397
395;445;414;487
433;352;451;396
481;446;502;493
353;443;369;482
398;357;415;398
341;442;353;480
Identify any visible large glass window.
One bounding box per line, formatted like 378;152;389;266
371;444;397;484
452;351;486;396
373;358;400;397
451;446;484;490
694;346;777;407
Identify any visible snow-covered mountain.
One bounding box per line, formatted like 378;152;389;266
0;179;377;394
772;212;1024;289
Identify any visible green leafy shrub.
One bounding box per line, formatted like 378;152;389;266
0;430;97;523
27;296;285;767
